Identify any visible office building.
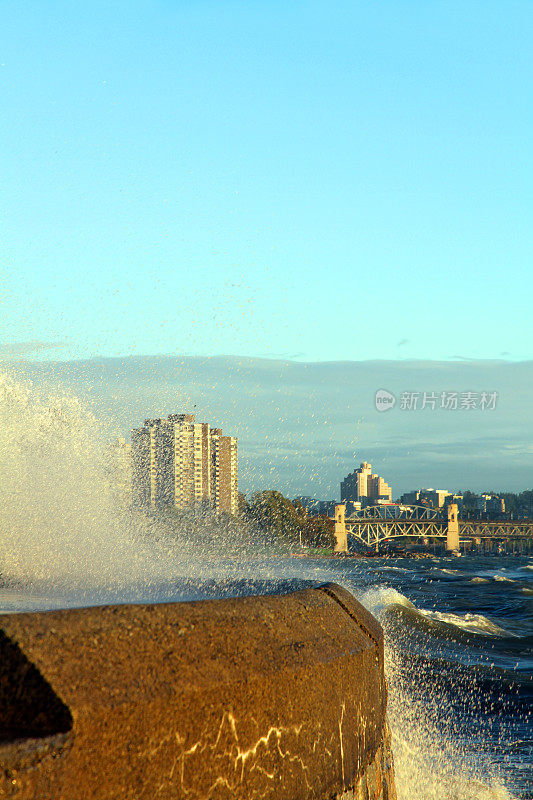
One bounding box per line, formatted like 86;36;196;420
400;490;463;512
340;461;392;504
400;490;420;506
418;488;451;509
477;494;505;515
131;414;238;514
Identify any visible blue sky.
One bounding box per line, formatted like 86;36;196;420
2;1;533;363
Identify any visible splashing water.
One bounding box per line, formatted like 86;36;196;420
0;371;528;799
0;371;268;602
0;371;168;587
385;645;515;800
359;586;520;800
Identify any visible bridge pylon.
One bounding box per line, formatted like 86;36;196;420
446;503;460;551
334;504;348;553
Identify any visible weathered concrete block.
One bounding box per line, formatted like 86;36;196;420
0;583;392;799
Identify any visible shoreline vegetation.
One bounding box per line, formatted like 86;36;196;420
143;490;335;556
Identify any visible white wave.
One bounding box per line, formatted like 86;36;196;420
474;568;526;581
376;565;411;573
378;585;522;800
434;568;464;577
359;585;418;616
360;586;514;638
492;565;533;579
470;577;489;583
360;586;514;637
522;587;533;595
418;608;512;637
494;575;516;583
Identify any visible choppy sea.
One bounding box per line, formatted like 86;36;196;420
2;551;531;799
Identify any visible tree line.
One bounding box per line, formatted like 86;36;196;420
239;491;335;550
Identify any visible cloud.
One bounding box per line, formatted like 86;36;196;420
396;339;409;347
256;352;306;359
6;354;533;498
0;341;66;357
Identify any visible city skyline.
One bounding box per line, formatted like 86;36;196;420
8;354;532;498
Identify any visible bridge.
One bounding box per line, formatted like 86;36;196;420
331;503;533;553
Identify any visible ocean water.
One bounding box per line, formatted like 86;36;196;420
0;371;531;799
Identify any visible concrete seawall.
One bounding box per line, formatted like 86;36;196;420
0;583;396;799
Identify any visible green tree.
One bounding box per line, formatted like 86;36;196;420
461;490;479;514
300;514;335;549
246;490;335;550
237;491;250;517
247;490;301;542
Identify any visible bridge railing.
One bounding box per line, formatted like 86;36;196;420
342;505;445;522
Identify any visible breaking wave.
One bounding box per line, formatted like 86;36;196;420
418;609;513;637
357;586;521;800
360;586;514;639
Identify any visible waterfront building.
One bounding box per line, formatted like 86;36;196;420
210;427;238;516
344;499;362;515
400;490;464;513
340;461;392;504
477;494;505;515
400;489;460;510
400;490;420;506
445;494;464;513
131;414;238;514
418;488;451;508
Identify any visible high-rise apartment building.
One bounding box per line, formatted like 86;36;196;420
210;428;238;515
340;461;392;504
131;414;238;514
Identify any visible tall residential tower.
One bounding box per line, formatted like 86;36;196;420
131;414;238;514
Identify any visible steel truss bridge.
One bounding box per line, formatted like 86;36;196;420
337;506;533;550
